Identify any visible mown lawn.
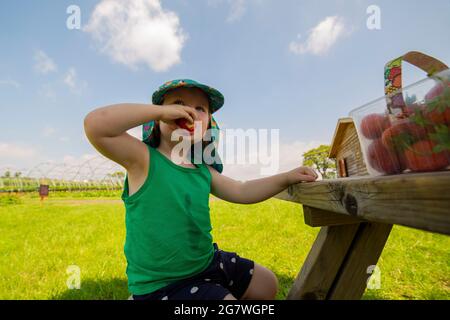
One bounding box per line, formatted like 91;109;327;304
0;193;449;300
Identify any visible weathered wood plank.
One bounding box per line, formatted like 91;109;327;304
287;223;361;300
327;222;393;300
274;171;450;235
303;206;362;227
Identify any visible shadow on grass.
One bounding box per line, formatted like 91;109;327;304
51;278;129;300
274;273;296;300
52;273;307;301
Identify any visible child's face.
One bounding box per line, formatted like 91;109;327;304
160;87;211;144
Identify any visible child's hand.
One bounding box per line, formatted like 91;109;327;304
286;166;318;184
157;104;197;126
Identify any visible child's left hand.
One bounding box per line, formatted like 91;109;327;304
286;166;318;184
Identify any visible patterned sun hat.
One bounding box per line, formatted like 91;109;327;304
152;79;224;113
142;79;224;173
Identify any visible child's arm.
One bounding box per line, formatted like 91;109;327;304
84;103;163;171
207;166;318;204
84;103;196;171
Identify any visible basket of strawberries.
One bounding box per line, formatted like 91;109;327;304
349;51;450;176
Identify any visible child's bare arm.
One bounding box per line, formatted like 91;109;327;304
84;103;197;171
84;104;163;171
207;166;318;204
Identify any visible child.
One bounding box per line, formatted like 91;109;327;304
84;79;318;300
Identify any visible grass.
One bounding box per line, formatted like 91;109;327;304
0;193;449;300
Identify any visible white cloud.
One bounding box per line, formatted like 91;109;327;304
207;0;248;22
42;126;56;137
59;136;70;142
289;16;347;56
34;50;57;74
64;68;77;89
0;79;20;88
62;153;98;165
221;140;325;181
0;142;37;160
84;0;187;72
37;83;56;99
227;0;246;22
63;67;87;93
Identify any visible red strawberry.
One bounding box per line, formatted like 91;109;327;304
423;81;450;125
367;139;404;174
423;105;450;125
360;113;391;140
381;120;428;151
425;82;450;102
175;118;194;132
404;140;450;172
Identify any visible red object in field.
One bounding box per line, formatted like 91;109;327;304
175;118;194;132
367;139;404;174
39;184;49;201
39;184;49;197
360;113;391;139
404;140;450;172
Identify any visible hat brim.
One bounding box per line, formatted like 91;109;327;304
151;79;224;113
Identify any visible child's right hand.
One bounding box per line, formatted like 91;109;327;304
157;104;197;126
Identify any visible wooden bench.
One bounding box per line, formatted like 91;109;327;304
274;171;450;300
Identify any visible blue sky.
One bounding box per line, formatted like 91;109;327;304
1;0;450;179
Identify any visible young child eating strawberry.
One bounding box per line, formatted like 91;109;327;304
84;79;318;300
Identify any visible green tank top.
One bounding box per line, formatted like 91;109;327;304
121;144;215;295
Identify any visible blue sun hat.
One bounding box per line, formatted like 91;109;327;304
142;79;224;173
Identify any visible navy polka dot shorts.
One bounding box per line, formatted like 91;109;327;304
132;243;255;300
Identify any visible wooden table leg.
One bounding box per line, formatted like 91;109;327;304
287;223;361;299
327;222;393;299
287;219;392;300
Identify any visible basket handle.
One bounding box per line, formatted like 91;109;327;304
384;51;448;111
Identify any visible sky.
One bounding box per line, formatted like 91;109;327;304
1;0;450;180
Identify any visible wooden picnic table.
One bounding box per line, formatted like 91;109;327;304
274;170;450;300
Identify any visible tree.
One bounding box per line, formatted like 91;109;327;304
302;145;337;179
14;171;22;178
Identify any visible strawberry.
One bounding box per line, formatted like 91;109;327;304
425;82;450;102
404;140;450;172
367;139;404;174
423;81;450;125
175;118;194;132
360;113;391;140
423;105;450;125
381;120;428;151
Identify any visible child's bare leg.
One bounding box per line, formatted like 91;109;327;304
241;263;278;300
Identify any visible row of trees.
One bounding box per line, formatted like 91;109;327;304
0;171;125;180
1;171;23;178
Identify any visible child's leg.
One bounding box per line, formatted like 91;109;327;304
240;263;278;300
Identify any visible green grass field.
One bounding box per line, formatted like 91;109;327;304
0;193;449;300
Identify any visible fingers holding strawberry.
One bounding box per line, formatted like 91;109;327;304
158;104;197;127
